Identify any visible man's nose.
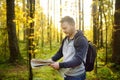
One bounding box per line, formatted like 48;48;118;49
62;30;66;33
63;31;67;34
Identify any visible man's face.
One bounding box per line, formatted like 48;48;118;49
61;22;74;36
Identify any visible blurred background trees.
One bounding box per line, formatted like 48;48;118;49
0;0;120;80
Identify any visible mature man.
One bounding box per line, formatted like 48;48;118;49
50;16;88;80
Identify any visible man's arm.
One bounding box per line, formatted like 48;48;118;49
51;37;67;62
51;45;63;62
59;37;88;68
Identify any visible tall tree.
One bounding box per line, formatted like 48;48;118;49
81;0;84;32
28;0;35;79
112;0;120;64
22;0;27;40
41;10;44;48
47;0;52;50
49;1;52;50
92;0;98;45
6;0;21;63
92;0;99;73
102;0;108;65
53;0;56;41
78;0;81;30
99;0;103;48
60;0;63;43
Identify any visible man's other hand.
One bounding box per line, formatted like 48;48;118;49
50;62;60;70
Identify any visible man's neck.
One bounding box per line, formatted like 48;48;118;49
68;30;77;39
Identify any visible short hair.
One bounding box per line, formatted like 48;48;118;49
60;16;75;26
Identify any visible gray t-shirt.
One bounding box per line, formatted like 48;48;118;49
60;38;87;77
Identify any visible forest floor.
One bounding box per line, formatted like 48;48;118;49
0;62;120;80
0;41;120;80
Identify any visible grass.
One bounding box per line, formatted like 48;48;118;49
33;67;63;80
0;63;28;80
86;63;120;80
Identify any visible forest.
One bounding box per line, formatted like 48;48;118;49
0;0;120;80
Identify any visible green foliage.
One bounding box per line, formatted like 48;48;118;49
0;0;119;80
1;39;120;80
87;65;120;80
33;67;62;80
84;29;93;42
97;66;114;80
97;48;106;62
0;63;28;80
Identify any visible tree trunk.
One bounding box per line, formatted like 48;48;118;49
102;1;108;65
57;27;59;42
92;0;98;45
99;0;103;48
92;0;98;74
41;13;44;47
6;0;21;63
53;0;56;41
49;18;52;50
22;0;26;40
112;0;120;64
49;1;52;50
81;0;84;32
28;0;35;79
47;0;52;50
78;0;81;30
60;0;63;43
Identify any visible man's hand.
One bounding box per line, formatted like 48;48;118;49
50;62;60;70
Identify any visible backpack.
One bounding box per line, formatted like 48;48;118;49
84;41;96;71
74;37;97;72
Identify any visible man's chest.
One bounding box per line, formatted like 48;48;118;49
62;39;75;61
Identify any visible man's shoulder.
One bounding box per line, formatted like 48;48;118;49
74;33;88;48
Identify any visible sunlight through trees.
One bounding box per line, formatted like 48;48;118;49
0;0;120;80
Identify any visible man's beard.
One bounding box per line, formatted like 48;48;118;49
65;33;71;37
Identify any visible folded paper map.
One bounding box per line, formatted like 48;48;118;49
31;59;53;68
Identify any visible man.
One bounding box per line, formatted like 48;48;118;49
49;16;88;80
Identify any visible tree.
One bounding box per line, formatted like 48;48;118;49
92;0;98;45
27;0;35;79
99;0;103;48
78;0;84;31
92;0;99;74
60;0;63;43
22;0;26;40
112;0;120;64
47;0;52;50
81;0;84;32
78;0;81;30
53;0;56;42
41;9;44;48
6;0;21;63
